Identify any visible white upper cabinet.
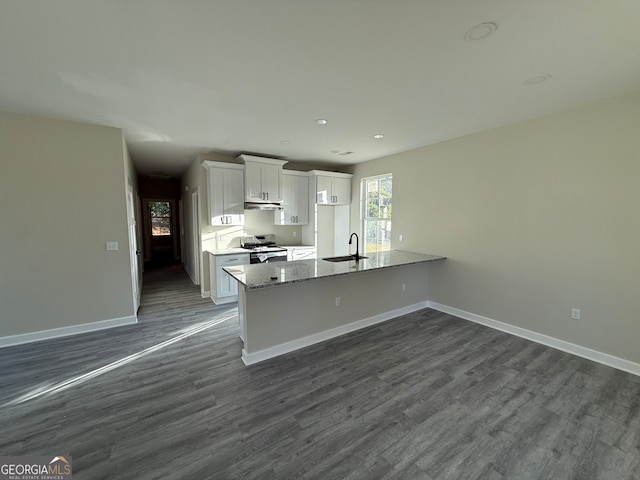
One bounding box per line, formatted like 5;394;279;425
275;171;309;225
311;170;353;205
237;154;288;203
202;161;245;226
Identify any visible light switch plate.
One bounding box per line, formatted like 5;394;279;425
106;242;119;251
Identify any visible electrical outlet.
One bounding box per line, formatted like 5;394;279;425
106;242;118;251
335;297;341;307
293;231;297;237
571;308;581;320
402;283;406;291
399;234;404;242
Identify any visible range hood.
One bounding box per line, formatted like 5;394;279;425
244;202;283;211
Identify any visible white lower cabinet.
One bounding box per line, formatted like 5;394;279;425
209;252;249;304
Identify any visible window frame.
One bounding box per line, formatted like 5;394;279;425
360;173;393;254
148;200;172;237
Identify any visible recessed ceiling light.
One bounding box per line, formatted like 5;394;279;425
373;134;384;139
316;119;328;125
464;22;498;41
524;74;552;85
280;140;290;145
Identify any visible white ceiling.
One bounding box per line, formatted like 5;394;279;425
1;1;639;176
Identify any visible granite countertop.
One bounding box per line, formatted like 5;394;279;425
223;250;446;290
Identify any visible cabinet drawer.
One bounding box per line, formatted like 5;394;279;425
216;254;249;266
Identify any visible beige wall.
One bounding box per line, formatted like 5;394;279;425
350;91;640;364
0;110;136;338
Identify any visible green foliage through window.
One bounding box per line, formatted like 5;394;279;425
363;175;392;253
149;201;171;236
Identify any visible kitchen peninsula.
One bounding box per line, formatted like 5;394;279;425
224;251;446;365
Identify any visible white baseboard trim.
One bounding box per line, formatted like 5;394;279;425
427;301;640;377
242;301;429;366
185;265;198;285
201;290;211;299
212;296;238;305
0;316;138;349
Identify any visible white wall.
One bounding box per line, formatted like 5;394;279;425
349;90;640;365
0;110;137;341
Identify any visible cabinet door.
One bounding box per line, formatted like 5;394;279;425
224;168;245;225
276;174;309;225
294;175;309;224
316;175;332;204
209;167;226;225
244;163;264;202
217;265;238;298
332;177;351;205
276;174;295;225
207;167;244;226
262;164;282;202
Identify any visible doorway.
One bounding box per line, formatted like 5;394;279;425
143;199;180;268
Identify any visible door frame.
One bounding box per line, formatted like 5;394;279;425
126;184;141;311
191;188;201;285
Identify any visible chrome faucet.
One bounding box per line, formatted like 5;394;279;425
349;232;360;260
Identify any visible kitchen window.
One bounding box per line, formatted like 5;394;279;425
362;174;392;253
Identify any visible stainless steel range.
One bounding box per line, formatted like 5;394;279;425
240;234;288;264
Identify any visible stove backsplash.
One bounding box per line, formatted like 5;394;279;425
201;210;304;251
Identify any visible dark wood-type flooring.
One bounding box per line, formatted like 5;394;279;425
1;266;639;479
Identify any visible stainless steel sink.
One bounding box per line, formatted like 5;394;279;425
322;255;368;262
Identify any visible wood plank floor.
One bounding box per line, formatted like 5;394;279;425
1;266;639;479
